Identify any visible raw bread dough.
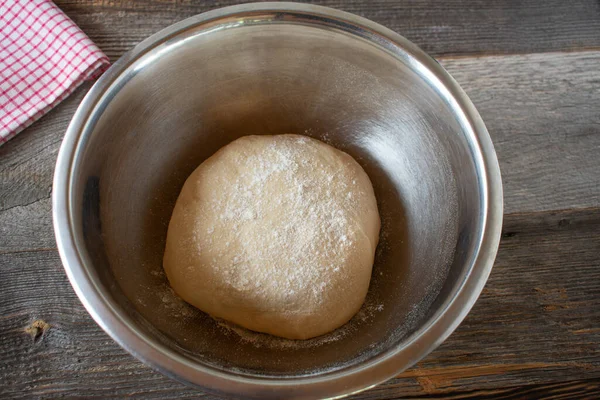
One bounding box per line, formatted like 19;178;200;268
163;134;380;339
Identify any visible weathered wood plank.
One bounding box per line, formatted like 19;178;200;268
2;51;599;216
54;0;600;61
1;3;599;396
1;208;599;398
386;207;600;396
351;378;600;399
440;51;600;213
0;85;90;211
0;199;55;254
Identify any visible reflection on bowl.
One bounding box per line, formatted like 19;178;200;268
53;2;502;399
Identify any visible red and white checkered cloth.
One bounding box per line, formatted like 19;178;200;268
0;0;109;146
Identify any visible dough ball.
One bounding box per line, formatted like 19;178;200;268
163;134;380;339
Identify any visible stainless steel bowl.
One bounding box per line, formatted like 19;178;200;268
53;2;503;398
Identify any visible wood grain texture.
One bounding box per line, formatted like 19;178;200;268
440;51;600;213
0;199;55;254
1;51;599;215
350;379;600;399
0;85;90;212
1;1;600;397
53;0;600;61
1;208;599;398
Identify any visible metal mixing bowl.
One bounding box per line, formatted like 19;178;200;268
53;2;503;398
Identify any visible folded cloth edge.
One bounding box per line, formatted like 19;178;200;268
0;0;110;146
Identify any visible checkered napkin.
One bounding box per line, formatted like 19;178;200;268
0;0;109;145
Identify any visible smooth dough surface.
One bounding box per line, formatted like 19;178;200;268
163;134;380;339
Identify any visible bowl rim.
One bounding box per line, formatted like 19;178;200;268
53;2;503;398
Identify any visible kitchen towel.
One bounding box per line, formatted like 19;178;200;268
0;0;109;146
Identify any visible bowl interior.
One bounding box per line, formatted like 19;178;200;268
72;18;482;377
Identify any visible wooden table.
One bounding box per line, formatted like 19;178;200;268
1;1;599;398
